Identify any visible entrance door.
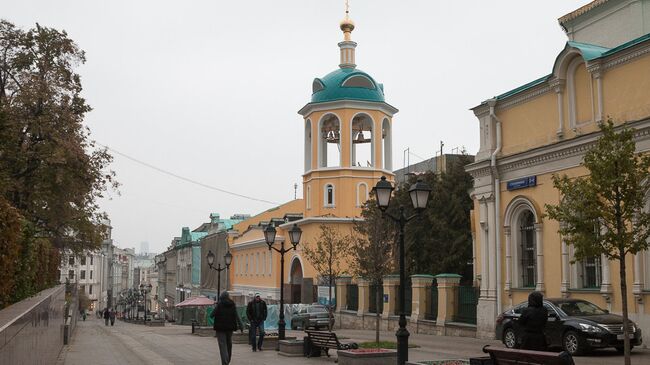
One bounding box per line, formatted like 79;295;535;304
290;258;303;304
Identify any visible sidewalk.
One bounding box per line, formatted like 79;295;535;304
60;316;650;364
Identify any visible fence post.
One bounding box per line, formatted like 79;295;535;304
356;278;371;316
410;275;435;323
336;276;352;314
434;273;462;326
382;275;399;319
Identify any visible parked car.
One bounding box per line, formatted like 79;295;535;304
290;304;334;330
496;298;643;355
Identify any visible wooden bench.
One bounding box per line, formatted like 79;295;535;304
304;330;358;358
482;345;575;365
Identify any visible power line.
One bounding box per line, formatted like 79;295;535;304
97;143;280;206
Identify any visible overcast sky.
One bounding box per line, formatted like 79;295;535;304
4;0;590;254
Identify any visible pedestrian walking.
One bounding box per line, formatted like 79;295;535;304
212;291;243;365
81;309;86;321
103;308;110;326
519;291;548;351
109;308;116;326
246;293;267;352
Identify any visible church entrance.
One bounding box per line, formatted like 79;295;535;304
290;258;303;303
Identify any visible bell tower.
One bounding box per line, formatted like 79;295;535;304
298;4;397;218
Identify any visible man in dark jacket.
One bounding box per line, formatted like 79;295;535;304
519;291;548;351
246;293;267;351
103;308;110;326
212;291;243;365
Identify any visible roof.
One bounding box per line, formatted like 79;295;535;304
311;68;385;103
558;0;610;25
489;32;650;104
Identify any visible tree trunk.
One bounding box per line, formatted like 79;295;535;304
620;248;631;365
375;287;380;343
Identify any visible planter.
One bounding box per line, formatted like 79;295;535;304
278;339;304;357
337;349;397;365
406;360;471;365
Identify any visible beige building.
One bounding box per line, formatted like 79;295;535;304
467;0;650;340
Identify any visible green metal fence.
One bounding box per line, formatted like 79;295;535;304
426;283;438;320
346;284;358;311
454;286;478;324
368;284;384;314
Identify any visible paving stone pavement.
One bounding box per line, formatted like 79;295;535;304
60;316;650;364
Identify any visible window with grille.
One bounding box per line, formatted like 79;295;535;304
580;256;602;289
519;210;536;288
80;270;86;279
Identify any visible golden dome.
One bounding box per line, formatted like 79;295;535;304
340;14;355;32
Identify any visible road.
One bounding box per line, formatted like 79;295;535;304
60;317;650;364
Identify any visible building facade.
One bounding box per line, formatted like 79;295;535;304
467;0;650;339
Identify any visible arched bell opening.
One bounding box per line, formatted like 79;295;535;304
351;113;374;167
318;114;341;168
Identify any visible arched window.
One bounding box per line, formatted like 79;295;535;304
342;75;376;89
567;57;593;127
324;183;335;207
356;182;368;207
318;114;341;168
382;119;392;170
351;114;374;167
519;210;537;288
305;120;312;172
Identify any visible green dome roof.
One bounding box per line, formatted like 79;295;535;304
311;68;385;103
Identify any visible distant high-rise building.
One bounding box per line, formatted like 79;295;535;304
140;241;149;255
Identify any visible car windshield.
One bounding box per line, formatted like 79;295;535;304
555;300;607;316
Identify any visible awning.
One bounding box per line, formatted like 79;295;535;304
174;296;215;307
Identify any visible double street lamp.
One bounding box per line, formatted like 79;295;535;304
373;176;431;365
206;250;233;299
139;283;152;323
264;222;302;343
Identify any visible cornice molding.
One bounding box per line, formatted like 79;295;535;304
496;84;552;111
602;43;650;71
298;100;399;117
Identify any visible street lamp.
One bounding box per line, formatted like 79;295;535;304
206;250;233;300
140;283;152;324
265;222;301;345
373;176;431;365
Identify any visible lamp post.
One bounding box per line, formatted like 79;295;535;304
206;250;233;300
373;176;431;365
140;283;152;324
264;222;302;345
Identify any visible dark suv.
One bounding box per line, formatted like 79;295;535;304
496;298;643;355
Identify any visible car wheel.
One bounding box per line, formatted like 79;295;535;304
503;327;517;349
563;330;587;356
615;345;634;353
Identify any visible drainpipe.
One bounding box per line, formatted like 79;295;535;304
488;98;503;315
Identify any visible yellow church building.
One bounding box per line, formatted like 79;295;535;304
226;11;397;305
467;0;650;340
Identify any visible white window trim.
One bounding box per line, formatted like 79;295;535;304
356;182;369;207
324;183;336;208
504;197;544;292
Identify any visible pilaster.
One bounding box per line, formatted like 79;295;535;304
382;275;399;319
357;278;371;316
409;275;434;322
434;273;461;326
336;275;353;313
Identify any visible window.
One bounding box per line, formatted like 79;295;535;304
90;271;93;280
312;78;325;93
69;257;75;266
68;270;74;280
341;75;375;89
357;183;368;207
90;256;93;265
80;285;85;293
80;256;86;265
325;184;335;206
580;256;602;289
519;210;536;288
80;270;86;280
89;285;93;295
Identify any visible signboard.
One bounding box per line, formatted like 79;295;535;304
317;286;336;306
507;176;537;191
